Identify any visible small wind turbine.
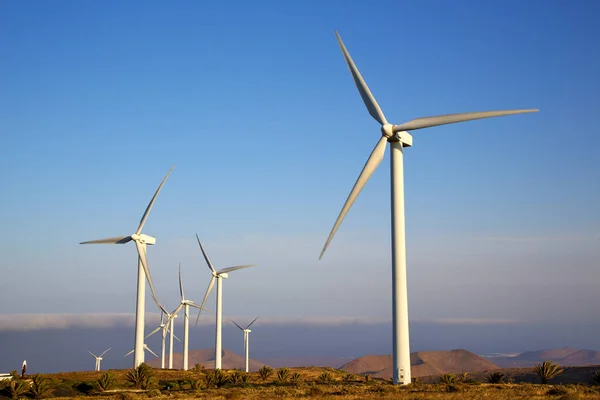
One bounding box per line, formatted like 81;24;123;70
80;166;174;367
195;234;257;370
88;348;111;371
320;31;538;385
146;310;180;369
232;317;258;373
171;264;205;371
125;344;158;359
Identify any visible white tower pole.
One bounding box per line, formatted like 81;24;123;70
161;326;166;369
390;140;411;385
169;317;174;369
134;246;147;368
215;276;223;369
244;331;249;373
183;303;189;370
95;359;99;371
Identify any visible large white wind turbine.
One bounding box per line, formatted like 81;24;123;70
88;348;111;371
320;32;538;385
195;234;257;370
146;309;180;369
232;317;258;373
171;264;205;371
80;166;174;368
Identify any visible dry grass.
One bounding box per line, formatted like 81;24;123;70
11;366;600;400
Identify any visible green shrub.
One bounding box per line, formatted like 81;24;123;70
193;363;205;373
592;370;600;386
29;374;53;399
364;374;371;383
276;367;291;383
8;379;30;399
9;371;19;380
95;370;117;392
290;373;301;383
126;363;155;389
204;369;229;388
258;366;273;382
342;373;354;382
439;373;457;384
317;371;334;384
534;361;564;384
230;370;249;387
485;371;505;384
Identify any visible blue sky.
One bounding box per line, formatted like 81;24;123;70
1;0;599;333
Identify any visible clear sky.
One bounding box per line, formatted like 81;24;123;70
1;0;599;332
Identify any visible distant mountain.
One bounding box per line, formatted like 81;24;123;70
483;347;600;368
146;348;269;371
341;349;498;379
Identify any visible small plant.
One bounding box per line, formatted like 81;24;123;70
258;365;274;382
8;379;30;399
126;363;155;389
485;371;505;384
276;367;291;383
342;373;354;382
364;374;371;383
439;373;457;384
95;371;117;392
203;369;229;388
458;372;468;382
592;370;600;386
290;372;301;383
29;374;53;399
546;386;569;396
534;361;564;384
230;370;250;387
193;363;205;373
317;371;334;384
9;371;19;380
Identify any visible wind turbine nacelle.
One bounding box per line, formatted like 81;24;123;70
246;329;251;333
393;131;413;147
139;234;156;245
220;273;229;279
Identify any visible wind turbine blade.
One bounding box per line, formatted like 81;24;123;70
196;276;215;326
146;326;162;339
179;263;185;301
188;303;206;312
320;135;388;259
88;350;98;358
173;303;184;316
135;240;161;308
80;236;132;245
99;348;111;357
232;320;244;330
136;165;175;235
125;349;134;357
218;264;257;274
195;234;216;273
393;109;539;132
335;31;387;126
173;333;181;342
145;345;159;358
246;316;259;329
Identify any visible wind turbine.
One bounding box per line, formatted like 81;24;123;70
88;348;111;371
171;264;205;371
232;317;258;373
146;309;180;369
80;166;174;368
195;234;257;370
319;31;538;385
125;344;158;359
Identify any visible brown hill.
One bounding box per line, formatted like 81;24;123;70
559;350;600;366
514;346;577;361
341;349;498;379
146;348;268;371
488;347;600;368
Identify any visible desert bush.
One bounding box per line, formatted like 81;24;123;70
8;379;30;399
439;373;457;384
184;378;203;391
485;371;505;384
445;384;461;393
342;373;354;382
203;369;229;388
458;372;468;382
547;386;569;395
146;388;162;397
364;374;371;383
29;374;53;399
534;361;564;384
126;363;155;389
9;371;19;380
94;370;117;392
276;367;291;383
290;372;301;383
193;363;205;373
592;370;600;386
258;365;273;382
230;370;250;387
317;371;334;384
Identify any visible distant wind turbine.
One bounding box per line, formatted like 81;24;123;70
195;234;257;370
88;348;111;371
171;264;205;371
320;31;538;385
80;166;174;367
232;317;258;373
146;309;180;369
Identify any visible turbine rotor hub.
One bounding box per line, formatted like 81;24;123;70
381;123;394;139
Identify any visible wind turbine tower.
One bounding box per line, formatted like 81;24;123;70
232;317;258;373
88;348;111;371
320;31;538;385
